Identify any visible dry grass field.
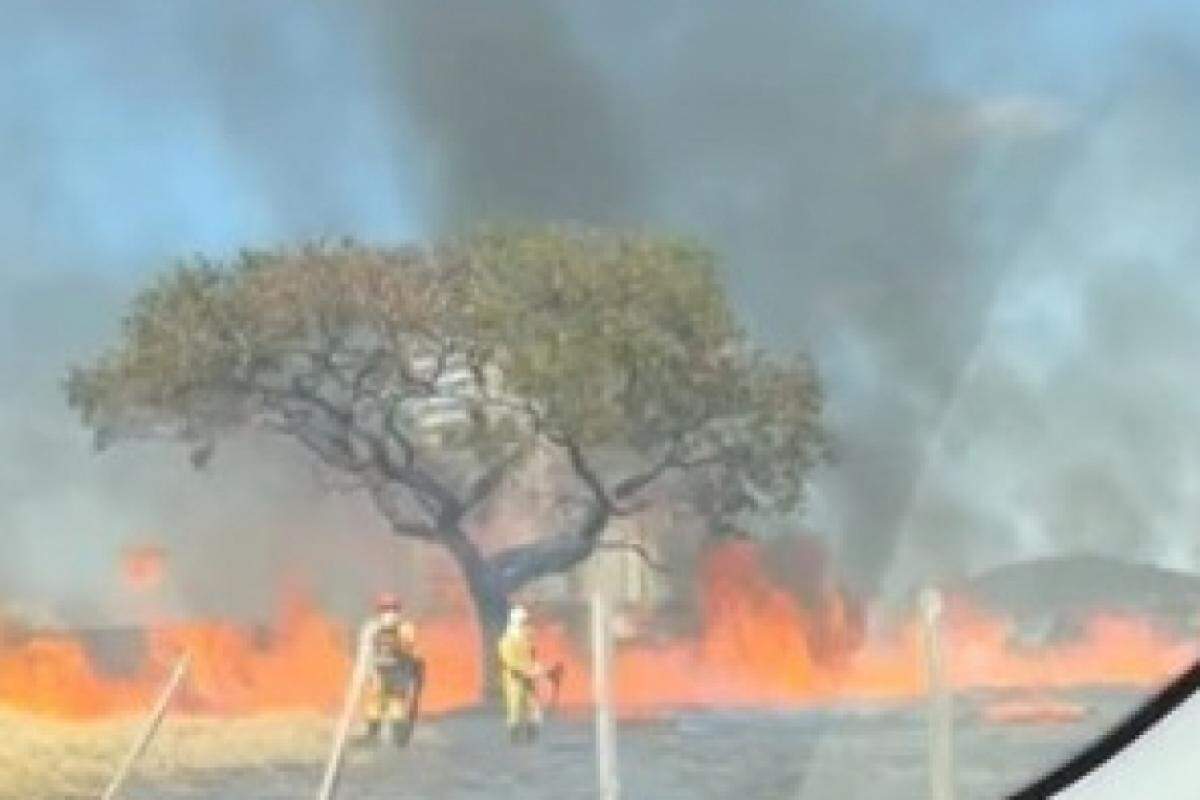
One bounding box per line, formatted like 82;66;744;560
0;709;332;800
0;690;1144;799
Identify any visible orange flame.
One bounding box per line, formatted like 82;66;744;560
1;540;1196;721
0;635;146;718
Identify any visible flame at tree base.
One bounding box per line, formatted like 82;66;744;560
1;540;1196;722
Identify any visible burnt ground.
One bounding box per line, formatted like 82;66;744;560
116;689;1144;800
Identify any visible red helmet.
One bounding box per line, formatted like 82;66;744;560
374;592;401;612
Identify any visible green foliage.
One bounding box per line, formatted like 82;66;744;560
463;226;732;444
68;225;824;524
69;240;455;434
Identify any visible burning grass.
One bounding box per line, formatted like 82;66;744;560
2;535;1197;794
0;708;332;800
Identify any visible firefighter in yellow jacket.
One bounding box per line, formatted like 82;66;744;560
362;592;422;747
497;604;545;743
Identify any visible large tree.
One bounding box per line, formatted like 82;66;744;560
67;226;824;678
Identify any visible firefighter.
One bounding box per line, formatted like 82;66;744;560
497;604;545;743
361;592;422;747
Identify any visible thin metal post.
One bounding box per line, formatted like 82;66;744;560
921;587;954;800
316;620;377;800
100;653;190;800
591;592;620;800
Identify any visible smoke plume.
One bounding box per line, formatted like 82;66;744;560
3;1;1200;621
369;1;1142;593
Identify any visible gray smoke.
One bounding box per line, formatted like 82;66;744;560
0;268;407;626
368;1;1094;591
373;1;1200;595
888;56;1200;589
3;1;1200;623
370;0;642;227
0;1;413;625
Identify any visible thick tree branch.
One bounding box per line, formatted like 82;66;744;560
367;483;440;540
611;406;723;501
287;376;350;426
487;500;610;593
613;449;680;500
301;431;365;472
555;435;613;509
358;423;465;525
463;447;524;513
269;375;466;526
549;434;664;518
619;448;725;495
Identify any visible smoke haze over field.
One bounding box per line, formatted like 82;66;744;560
374;0;1200;592
0;1;413;622
3;1;1200;620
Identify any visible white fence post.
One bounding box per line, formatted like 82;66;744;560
921;587;954;800
316;620;377;800
100;652;190;800
591;592;620;800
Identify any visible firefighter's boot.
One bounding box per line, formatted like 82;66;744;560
392;719;413;748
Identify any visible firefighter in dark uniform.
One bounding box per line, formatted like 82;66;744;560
361;592;422;746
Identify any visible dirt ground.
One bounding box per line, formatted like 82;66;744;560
89;690;1141;800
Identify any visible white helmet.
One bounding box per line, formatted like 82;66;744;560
509;605;529;627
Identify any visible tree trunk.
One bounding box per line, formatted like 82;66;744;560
434;505;608;704
443;531;510;703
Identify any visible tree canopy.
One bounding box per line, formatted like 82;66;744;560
67;225;825;634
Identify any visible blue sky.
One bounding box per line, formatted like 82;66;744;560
1;2;417;279
3;0;1196;281
899;0;1200;99
4;2;1200;615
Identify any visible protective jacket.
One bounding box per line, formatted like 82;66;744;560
364;617;419;723
498;623;542;732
